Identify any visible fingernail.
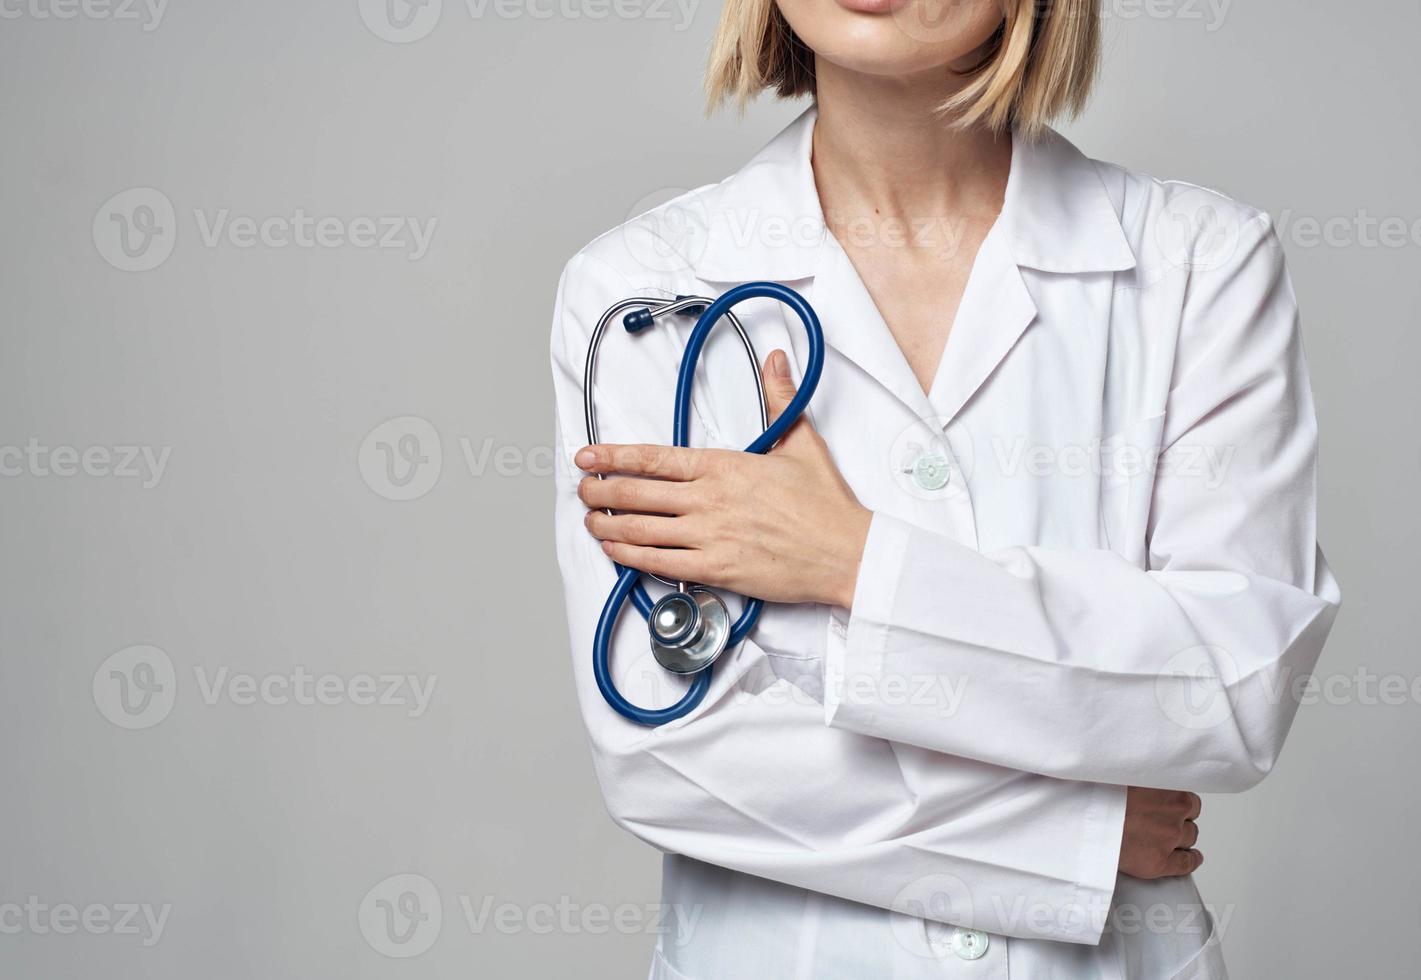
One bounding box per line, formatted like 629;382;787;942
575;447;596;469
771;350;790;379
601;540;613;554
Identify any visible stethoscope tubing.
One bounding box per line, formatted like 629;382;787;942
591;281;826;726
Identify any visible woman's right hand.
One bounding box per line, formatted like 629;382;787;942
1119;787;1204;878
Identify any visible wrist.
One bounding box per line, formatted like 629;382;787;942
829;506;872;609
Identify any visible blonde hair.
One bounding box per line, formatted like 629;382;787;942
704;0;1101;138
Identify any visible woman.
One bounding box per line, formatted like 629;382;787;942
550;1;1340;977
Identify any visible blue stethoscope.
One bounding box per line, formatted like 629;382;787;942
583;282;825;726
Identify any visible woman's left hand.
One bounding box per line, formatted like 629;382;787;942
576;349;871;609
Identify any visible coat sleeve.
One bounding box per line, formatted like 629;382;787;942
550;249;1127;945
824;217;1341;793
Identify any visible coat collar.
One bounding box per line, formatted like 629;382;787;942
691;104;1136;282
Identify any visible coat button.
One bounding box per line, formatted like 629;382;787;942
911;454;951;492
950;928;989;961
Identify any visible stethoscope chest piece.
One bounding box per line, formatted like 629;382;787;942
649;588;730;675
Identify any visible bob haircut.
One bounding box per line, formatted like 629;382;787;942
705;0;1101;139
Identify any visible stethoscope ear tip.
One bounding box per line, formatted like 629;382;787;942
623;308;656;333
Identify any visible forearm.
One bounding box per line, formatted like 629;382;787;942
825;511;1340;791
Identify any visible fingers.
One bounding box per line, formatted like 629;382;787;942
585;511;694;548
575;443;711;480
578;475;694;515
1119;787;1205;881
1162;848;1205;877
600;541;702;583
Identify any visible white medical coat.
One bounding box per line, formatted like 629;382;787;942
549;106;1340;979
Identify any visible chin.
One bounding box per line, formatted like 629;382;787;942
777;0;1003;80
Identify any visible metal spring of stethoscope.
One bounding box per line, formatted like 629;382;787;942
583;281;825;726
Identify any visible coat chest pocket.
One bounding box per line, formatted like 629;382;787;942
745;602;829;701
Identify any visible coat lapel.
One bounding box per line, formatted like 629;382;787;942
690;107;1138;425
927;227;1037;425
808;237;940;423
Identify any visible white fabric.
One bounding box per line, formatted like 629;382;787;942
550;106;1338;978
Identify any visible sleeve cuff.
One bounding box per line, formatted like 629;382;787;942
822;512;1126;945
824;510;914;733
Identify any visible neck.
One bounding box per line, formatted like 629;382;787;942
810;59;1011;222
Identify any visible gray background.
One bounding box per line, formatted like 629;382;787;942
0;0;1415;977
